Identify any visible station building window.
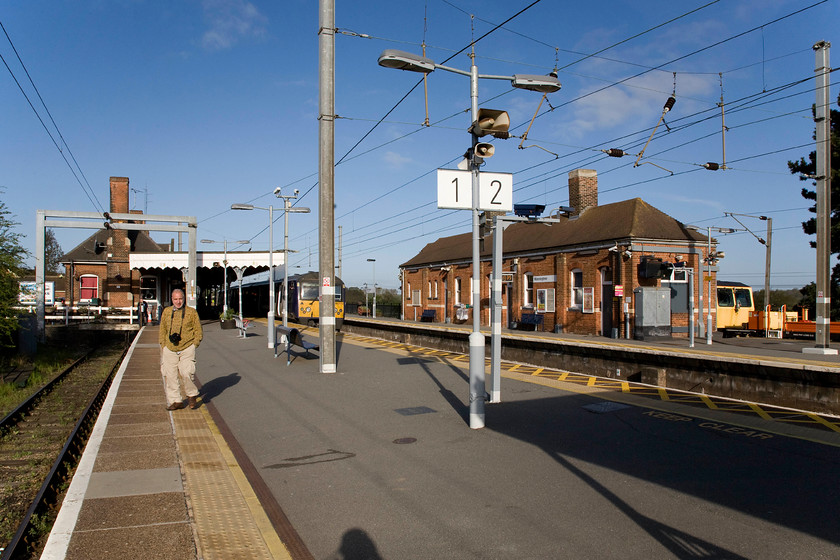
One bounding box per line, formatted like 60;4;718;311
571;269;583;309
523;273;534;307
80;275;99;302
140;276;157;301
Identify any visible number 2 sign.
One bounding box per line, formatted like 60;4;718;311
436;169;513;212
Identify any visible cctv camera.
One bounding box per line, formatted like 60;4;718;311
294;189;299;196
274;187;282;195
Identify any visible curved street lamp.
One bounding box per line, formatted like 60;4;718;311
378;48;560;429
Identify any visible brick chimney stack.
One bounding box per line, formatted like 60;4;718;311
568;169;598;217
110;177;129;215
107;177;132;307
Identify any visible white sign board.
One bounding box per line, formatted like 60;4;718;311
19;281;55;305
437;169;513;211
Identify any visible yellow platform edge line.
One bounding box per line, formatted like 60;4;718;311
806;413;840;433
748;403;773;420
200;406;292;560
344;331;840;437
700;395;719;409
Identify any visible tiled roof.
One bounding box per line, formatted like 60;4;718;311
401;198;706;268
61;229;168;263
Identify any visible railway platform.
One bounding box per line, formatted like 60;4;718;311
39;325;288;560
37;317;840;559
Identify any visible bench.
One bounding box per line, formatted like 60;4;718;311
420;309;436;322
234;316;252;338
275;325;320;365
517;313;544;331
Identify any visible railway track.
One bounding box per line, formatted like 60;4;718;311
0;340;129;560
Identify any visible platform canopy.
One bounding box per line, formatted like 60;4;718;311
130;251;283;270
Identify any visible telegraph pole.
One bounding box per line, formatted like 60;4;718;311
318;0;337;372
807;41;835;354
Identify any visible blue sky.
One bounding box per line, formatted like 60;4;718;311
1;0;837;291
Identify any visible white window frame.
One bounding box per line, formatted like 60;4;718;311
140;275;158;302
80;274;99;302
571;269;583;309
523;273;534;307
455;277;462;305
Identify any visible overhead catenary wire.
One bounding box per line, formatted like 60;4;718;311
221;2;828;271
517;0;830;133
224;3;824;239
324;25;828;243
0;19;104;213
315;71;819;254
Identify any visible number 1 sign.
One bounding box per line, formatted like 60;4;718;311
437;169;513;212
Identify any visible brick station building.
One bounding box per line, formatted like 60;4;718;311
400;169;717;338
59;177;275;320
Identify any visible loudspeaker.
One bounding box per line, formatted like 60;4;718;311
470;108;510;139
474;143;495;158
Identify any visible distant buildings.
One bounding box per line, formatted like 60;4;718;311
400;169;715;338
59;177;274;319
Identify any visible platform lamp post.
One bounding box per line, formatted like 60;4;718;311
687;225;735;345
276;188;310;327
200;239;250;315
378;48;560;429
231;203;277;349
367;258;377;318
725;212;772;313
232;196;310;343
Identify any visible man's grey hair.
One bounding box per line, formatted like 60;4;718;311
172;289;185;297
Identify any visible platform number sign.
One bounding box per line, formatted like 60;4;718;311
437;169;513;211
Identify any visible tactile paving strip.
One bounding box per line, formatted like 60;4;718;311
173;408;283;560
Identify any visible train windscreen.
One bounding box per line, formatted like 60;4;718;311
734;288;753;308
300;282;320;300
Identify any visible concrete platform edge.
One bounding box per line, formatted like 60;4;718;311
39;326;140;560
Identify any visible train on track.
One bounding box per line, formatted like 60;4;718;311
716;281;837;339
233;270;345;330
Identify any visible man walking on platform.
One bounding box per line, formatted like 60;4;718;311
159;288;203;410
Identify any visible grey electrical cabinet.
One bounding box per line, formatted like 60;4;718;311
633;287;671;339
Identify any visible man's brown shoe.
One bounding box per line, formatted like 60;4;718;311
188;396;199;409
166;402;184;411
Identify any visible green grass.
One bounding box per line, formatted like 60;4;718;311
0;344;83;418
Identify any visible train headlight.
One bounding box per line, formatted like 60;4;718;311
305;306;312;313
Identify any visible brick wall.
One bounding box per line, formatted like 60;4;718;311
568;169;598;216
401;244;711;338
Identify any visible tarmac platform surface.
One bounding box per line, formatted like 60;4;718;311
38;319;840;559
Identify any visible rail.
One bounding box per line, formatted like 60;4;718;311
0;344;128;560
0;352;91;433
